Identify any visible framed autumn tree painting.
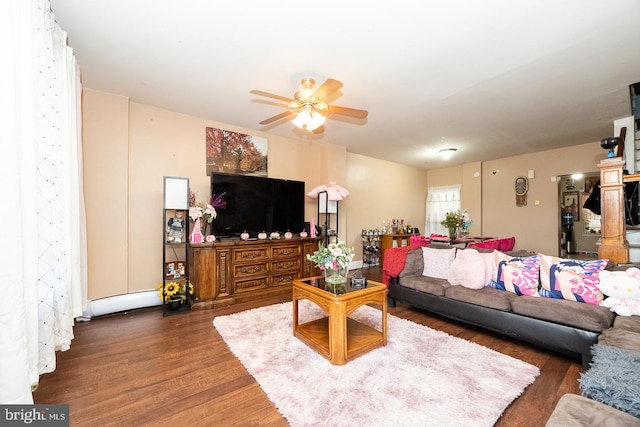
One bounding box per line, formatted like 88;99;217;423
205;127;268;176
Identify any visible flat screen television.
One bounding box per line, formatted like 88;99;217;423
210;173;305;238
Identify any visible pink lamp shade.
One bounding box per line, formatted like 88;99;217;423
306;182;350;201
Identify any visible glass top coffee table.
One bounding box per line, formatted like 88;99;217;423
292;276;387;365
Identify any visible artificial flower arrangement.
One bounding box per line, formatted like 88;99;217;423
441;209;474;230
155;279;194;302
441;209;474;238
441;210;462;230
306;240;355;272
188;189;227;225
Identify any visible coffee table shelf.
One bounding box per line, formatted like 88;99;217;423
292;277;387;365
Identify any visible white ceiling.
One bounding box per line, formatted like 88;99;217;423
49;0;640;170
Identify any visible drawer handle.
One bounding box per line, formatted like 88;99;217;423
274;275;294;283
275;249;296;256
276;261;295;269
241;251;263;259
240;266;262;274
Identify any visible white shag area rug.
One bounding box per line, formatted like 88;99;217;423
213;301;540;427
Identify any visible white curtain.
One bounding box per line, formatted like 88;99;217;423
425;185;461;235
0;0;86;404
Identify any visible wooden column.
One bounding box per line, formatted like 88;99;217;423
597;157;629;264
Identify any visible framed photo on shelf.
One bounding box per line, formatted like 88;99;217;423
177;262;185;276
165;262;176;277
563;191;580;222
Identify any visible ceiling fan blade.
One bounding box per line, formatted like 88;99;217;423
259;110;294;125
312;79;343;101
250;90;293;103
328;104;368;119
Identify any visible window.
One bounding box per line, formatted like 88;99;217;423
425;185;461;235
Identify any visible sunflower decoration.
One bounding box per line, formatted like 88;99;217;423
155;279;194;302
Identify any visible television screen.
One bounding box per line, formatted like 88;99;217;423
210;173;305;238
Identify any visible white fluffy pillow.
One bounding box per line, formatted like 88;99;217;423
421;247;456;279
478;251;495;286
449;249;487;289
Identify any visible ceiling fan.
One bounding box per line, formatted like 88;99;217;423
250;78;368;132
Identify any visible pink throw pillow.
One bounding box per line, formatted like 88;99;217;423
448;249;486;289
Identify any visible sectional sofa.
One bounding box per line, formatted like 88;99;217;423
386;245;616;368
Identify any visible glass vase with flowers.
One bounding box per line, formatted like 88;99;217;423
306;240;355;290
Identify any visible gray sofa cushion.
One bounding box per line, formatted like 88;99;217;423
546;393;640;427
598;328;640;354
398;249;423;278
445;286;516;311
399;276;450;296
613;316;640;333
511;296;615;332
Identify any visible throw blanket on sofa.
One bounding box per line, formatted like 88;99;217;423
382;246;411;285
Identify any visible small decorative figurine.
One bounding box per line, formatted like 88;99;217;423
167;211;185;243
240;231;250;241
310;218;317;238
284;231;293;239
189;217;204;244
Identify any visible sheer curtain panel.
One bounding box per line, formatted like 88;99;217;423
0;0;86;404
425;185;461;235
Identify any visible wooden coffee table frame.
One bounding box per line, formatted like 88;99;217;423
292;276;387;365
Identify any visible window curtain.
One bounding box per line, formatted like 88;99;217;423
425;185;461;235
0;0;86;404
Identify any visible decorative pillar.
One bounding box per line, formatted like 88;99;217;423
597;157;629;264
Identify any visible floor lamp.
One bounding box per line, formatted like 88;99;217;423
318;191;338;246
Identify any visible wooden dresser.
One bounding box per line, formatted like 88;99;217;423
188;237;321;309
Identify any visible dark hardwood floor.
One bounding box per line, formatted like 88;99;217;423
33;267;582;426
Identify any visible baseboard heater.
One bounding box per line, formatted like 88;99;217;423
78;290;161;321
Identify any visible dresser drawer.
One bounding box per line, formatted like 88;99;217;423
271;244;301;259
234;277;268;293
233;262;268;278
234;247;269;263
271;258;301;274
271;271;300;287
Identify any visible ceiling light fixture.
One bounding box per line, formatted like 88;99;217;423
439;148;457;160
292;105;326;131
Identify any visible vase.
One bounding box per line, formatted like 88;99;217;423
448;227;457;240
167;297;182;311
324;266;348;286
323;267;347;294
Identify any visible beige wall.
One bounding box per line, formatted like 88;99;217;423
82;90;129;297
481;144;603;255
345;153;429;257
82;88;607;300
84;89;361;299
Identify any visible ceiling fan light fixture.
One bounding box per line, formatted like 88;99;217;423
293;108;326;131
439;148;457;160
